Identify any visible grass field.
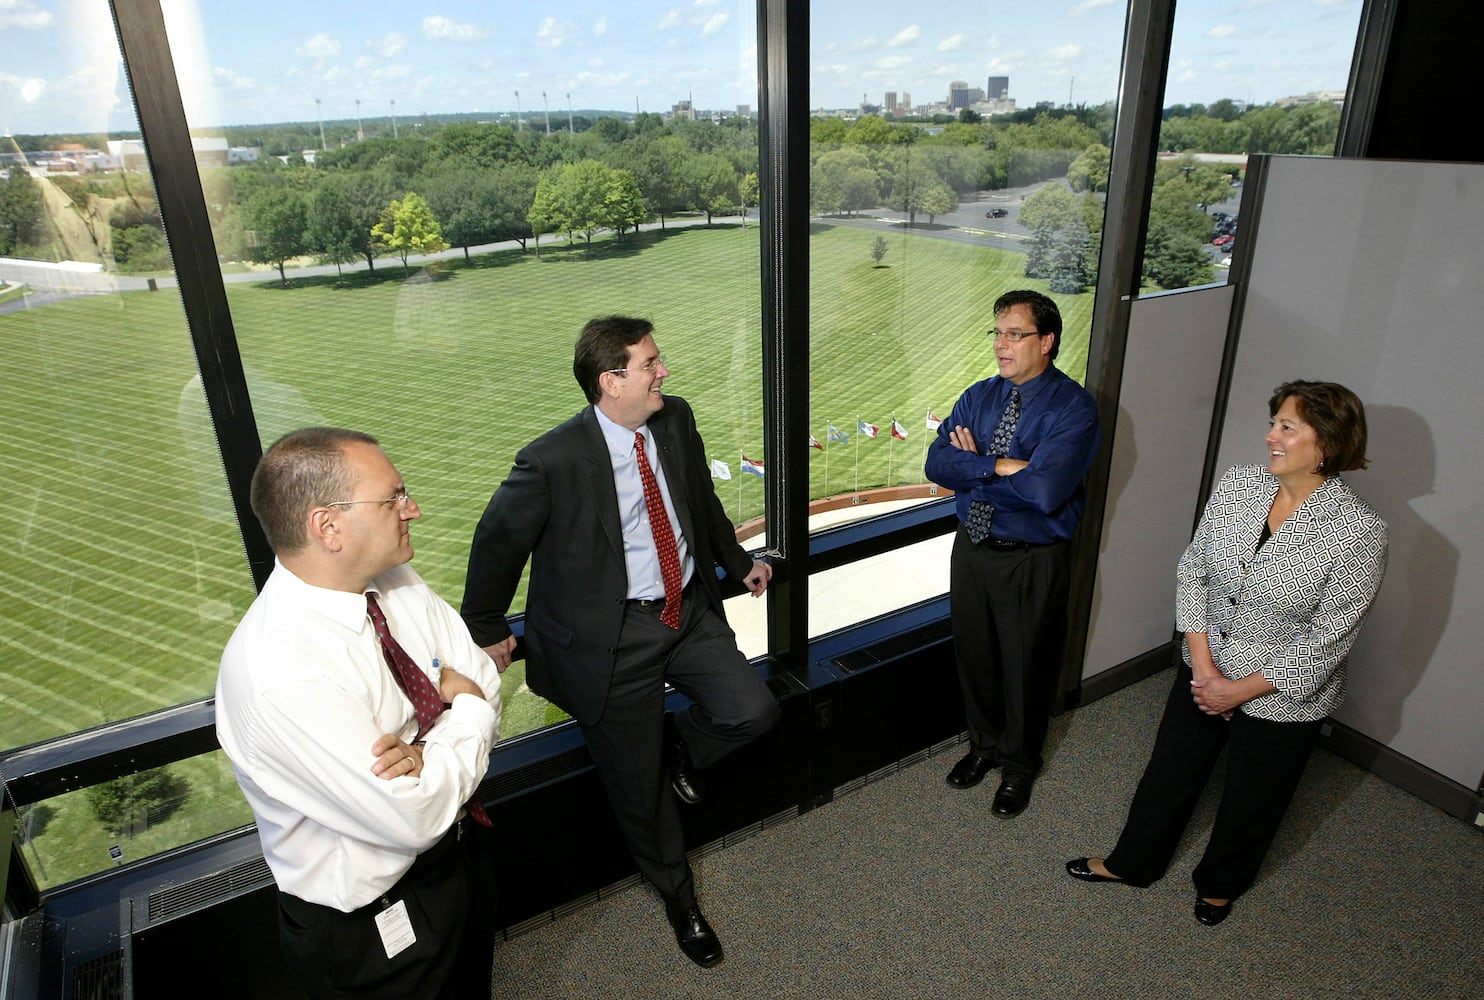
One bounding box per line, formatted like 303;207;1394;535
0;219;1093;884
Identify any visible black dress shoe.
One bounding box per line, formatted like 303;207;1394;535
945;751;996;789
1065;858;1151;888
1194;897;1232;926
991;774;1033;817
664;713;706;805
667;904;724;967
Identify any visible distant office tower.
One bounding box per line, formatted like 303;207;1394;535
987;76;1009;100
902;91;910;111
885;91;898;114
949;81;969;110
737;104;751;118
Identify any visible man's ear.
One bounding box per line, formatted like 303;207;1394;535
1042;333;1056;356
307;506;341;551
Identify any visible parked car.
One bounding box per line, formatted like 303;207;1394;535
1212;234;1234;247
986;208;1009;219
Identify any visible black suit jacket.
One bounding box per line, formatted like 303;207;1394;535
461;395;754;726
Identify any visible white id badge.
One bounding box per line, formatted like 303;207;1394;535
374;898;416;960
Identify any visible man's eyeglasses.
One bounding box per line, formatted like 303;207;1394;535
605;357;667;376
324;487;412;509
991;329;1042;343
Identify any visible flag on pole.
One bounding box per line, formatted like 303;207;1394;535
710;458;732;480
857;419;879;438
827;423;849;443
740;454;765;477
809;435;824;451
891;419;909;440
926;410;943;431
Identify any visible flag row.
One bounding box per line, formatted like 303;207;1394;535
711;411;945;479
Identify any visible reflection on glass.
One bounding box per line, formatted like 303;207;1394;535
1;1;254;889
1146;2;1365;288
804;4;1123;637
161;3;764;742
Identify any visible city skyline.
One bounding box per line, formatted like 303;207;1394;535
1;0;1363;135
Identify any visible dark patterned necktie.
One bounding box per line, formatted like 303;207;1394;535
365;592;492;827
635;431;684;629
966;386;1021;544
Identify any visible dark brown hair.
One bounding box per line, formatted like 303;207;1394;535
992;289;1063;361
573;316;655;403
1269;380;1369;474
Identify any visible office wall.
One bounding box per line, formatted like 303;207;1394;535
1215;155;1484;790
1084;285;1233;676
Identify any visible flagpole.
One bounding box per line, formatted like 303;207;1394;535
888;414;895;486
824;426;830;495
853;415;861;494
737;449;743;521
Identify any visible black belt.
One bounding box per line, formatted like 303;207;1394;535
627;579;695;612
982;537;1045;551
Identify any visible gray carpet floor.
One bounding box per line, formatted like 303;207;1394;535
487;669;1484;998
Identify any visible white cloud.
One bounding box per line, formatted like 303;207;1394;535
296;34;341;59
0;0;50;30
593;16;608;37
701;12;730;37
1046;43;1083;62
535;17;576;48
210;66;255;91
371;33;407;58
1209;24;1237;38
657;10;682;31
938;34;966;53
877;55;912;70
694;0;723;6
422;16;488;42
889;25;920;47
1070;0;1115;13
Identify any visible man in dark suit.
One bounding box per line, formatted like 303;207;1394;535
461;315;779;968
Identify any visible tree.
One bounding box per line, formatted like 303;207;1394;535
86;767;185;836
600;167;648;239
1067;143;1111;193
682;152;740;226
0;169;49;257
738;170;759;227
814;148;879;217
422;166;502;261
244;185;310;285
958;108;982;125
371;192;449;274
870;235;888;267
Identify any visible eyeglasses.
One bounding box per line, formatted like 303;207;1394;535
324;487;411;509
992;329;1042;343
605;357;667;376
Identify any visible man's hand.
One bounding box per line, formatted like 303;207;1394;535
482;635;518;673
370;734;423;779
743;560;772;596
438;664;485;703
947;425;979;453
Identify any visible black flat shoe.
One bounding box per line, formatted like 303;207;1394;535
945;751;996;789
1065;858;1151;888
667;904;724;967
991;774;1034;817
1194;897;1232;926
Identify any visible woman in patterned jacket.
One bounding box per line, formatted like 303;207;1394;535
1066;380;1388;926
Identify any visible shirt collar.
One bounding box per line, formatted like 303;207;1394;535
594;404;647;461
273;558;375;634
1004;364;1056;404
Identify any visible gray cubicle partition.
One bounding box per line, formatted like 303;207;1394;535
1215;155;1484;804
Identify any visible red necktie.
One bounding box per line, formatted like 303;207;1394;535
635;431;683;630
365;592;492;827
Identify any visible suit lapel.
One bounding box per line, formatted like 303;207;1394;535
579;407;625;562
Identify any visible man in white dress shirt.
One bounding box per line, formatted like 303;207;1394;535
217;427;503;1000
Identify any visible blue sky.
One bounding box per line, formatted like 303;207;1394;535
1;0;1363;135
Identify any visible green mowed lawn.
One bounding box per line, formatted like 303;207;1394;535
1;220;1093;884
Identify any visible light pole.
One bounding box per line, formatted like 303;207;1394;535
542;91;550;135
391;99;398;139
567;92;574;133
355;99;363;142
514;90;522;130
315;97;326;151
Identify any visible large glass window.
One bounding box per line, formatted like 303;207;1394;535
803;3;1124;636
1142;1;1366;288
1;1;254;887
161;3;763;740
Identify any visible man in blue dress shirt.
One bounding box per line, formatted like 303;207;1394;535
926;290;1100;817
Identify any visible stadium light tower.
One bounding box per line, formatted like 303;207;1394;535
542;91;550;135
514;90;523;130
355;98;363;142
390;98;398;139
315;97;326;150
567;92;574;133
